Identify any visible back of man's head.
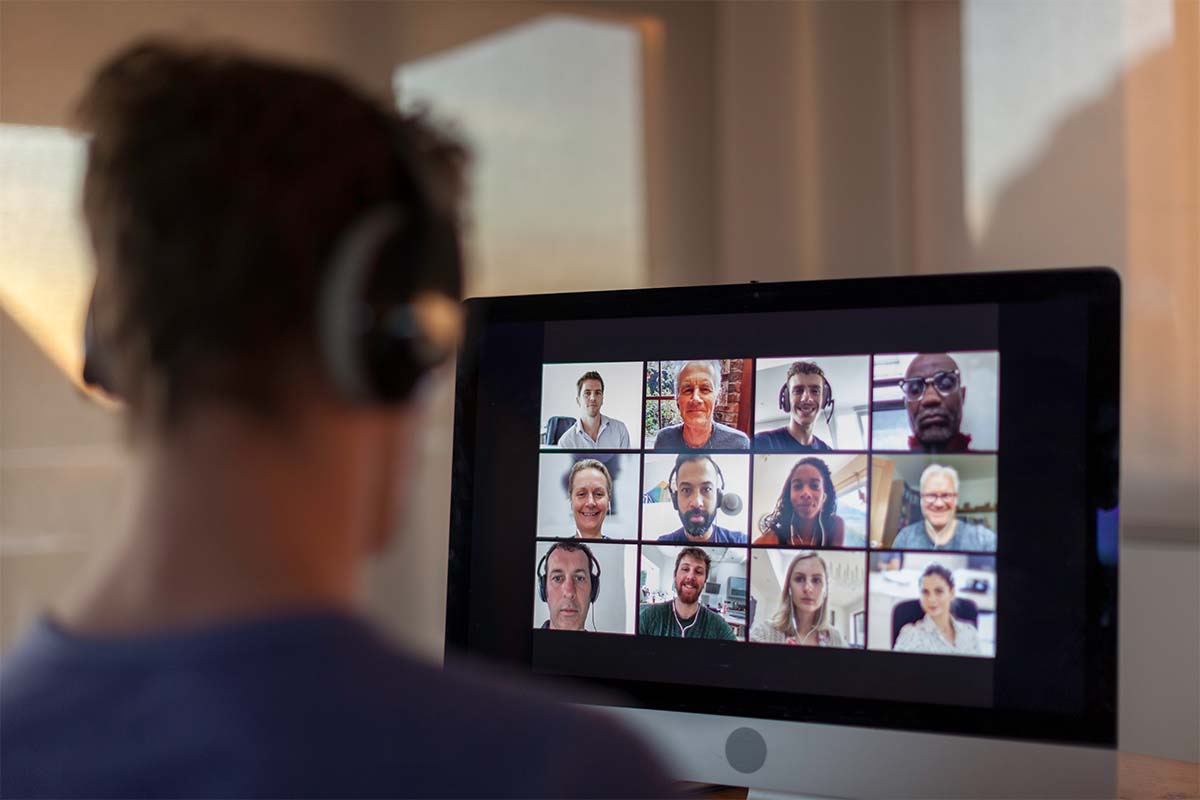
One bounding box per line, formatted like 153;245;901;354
78;40;466;431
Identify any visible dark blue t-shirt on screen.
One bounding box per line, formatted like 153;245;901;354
0;612;672;798
656;525;747;544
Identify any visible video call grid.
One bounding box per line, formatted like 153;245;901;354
534;353;1001;657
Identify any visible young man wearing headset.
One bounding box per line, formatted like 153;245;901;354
0;41;668;798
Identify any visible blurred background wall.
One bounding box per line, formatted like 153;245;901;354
1;0;1196;762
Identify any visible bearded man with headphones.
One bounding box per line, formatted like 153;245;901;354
655;454;748;544
754;361;836;451
0;40;668;798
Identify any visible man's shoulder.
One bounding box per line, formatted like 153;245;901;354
556;421;587;447
698;606;736;639
753;427;790;449
957;520;998;548
892;523;926;547
604;414;630;433
711;422;750;447
712;525;747;544
656;527;688;542
653;424;684;447
639;602;672;628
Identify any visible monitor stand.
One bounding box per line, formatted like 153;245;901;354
747;788;836;800
598;705;1116;799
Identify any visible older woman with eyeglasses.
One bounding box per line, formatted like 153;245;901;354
892;464;996;552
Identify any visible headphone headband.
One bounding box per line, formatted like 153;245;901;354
668;454;726;512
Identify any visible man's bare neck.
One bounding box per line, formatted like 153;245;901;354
926;518;958;546
681;422;713;448
580;413;602;437
787;420;815;445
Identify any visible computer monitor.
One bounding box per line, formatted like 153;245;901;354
447;269;1119;797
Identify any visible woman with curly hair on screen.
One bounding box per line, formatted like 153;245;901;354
754;457;845;547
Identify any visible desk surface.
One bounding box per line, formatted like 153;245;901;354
679;752;1199;799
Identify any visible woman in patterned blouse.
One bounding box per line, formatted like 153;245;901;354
894;563;980;655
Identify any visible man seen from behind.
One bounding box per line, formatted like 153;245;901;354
0;41;669;798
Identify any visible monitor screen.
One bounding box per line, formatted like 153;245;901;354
448;269;1118;754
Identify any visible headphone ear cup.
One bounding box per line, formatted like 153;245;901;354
590;571;601;604
779;383;790;413
537;549;551;602
823;377;834;411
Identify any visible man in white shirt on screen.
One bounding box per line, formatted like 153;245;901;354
557;370;631;448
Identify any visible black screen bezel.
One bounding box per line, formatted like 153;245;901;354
445;267;1119;748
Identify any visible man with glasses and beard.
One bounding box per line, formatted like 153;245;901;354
640;548;737;640
901;353;975;453
655;454;747;544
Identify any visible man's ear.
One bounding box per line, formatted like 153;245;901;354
961;386;968;404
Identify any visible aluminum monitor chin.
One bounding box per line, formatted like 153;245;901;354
446;268;1119;798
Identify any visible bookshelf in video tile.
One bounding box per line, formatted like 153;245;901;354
533;353;999;658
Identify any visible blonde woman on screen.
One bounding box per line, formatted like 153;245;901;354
567;459;612;540
750;551;847;647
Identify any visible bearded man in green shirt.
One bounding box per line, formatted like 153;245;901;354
639;547;738;640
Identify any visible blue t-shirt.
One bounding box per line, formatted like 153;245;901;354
752;427;832;452
0;613;671;798
653;423;749;450
892;520;998;552
656;524;747;544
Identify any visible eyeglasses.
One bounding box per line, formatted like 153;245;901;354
898;369;961;401
921;492;958;504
